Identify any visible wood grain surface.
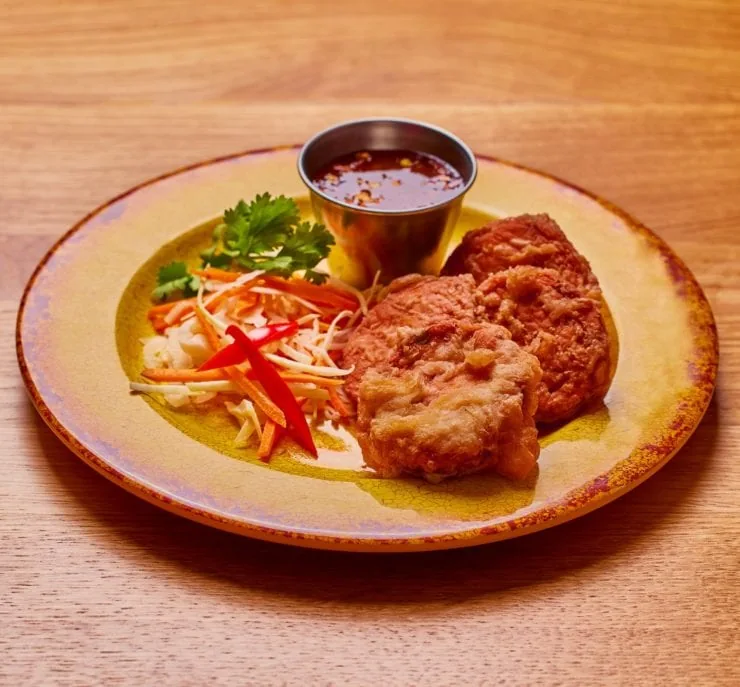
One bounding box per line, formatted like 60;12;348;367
2;1;739;685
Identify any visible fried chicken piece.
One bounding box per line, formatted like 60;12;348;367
342;274;481;400
443;213;600;295
479;266;611;424
357;321;542;481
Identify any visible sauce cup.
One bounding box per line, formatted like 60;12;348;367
298;118;477;288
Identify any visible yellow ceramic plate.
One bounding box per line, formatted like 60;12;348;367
17;147;718;552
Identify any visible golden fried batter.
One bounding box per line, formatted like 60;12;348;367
357;321;542;481
479;266;611;424
342;274;481;400
443;213;600;295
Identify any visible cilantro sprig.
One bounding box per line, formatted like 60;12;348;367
151;193;335;301
202;193;334;284
152;262;200;302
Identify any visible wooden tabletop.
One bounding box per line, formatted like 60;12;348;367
2;1;739;684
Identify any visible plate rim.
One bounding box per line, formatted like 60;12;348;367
16;145;719;552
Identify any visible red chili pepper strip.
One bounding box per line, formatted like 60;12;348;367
197;342;245;371
198;322;298;371
226;324;317;458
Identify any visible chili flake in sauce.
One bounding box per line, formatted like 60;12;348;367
312;149;463;211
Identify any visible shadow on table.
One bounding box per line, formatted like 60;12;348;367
26;396;719;606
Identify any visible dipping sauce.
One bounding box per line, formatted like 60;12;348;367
312;149;464;211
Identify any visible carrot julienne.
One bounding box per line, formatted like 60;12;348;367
258;420;281;461
328;386;352;417
227;295;259;320
250;286;323;313
206;282;261;313
194;304;222;352
262;276;358;310
225;366;287;428
205;289;236;314
147;280;262;330
147;297;197;318
192;267;241;282
142;368;229;382
151;318;169;333
165;299;196;326
146;298;215;329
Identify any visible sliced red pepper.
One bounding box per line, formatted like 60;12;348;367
198;322;298;371
226;324;317;458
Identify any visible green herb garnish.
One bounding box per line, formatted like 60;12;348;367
201;193;334;284
152;261;200;302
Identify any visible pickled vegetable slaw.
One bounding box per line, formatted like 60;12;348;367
132;263;380;461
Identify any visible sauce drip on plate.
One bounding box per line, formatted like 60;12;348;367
312;149;463;211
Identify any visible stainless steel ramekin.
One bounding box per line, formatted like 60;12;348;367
298;118;477;288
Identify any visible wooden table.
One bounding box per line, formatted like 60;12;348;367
2;1;739;684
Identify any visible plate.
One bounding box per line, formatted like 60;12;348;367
17;146;718;552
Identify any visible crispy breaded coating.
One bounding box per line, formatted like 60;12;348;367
357;321;542;481
443;213;600;295
342;274;481;400
479;266;611;423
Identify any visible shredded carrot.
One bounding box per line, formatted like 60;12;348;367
147;297;197;318
226;367;286;427
160;302;196;326
206;283;259;313
328;386;352;417
166;299;198;327
165;296;227;327
278;372;344;387
147;285;248;329
194;305;222;352
142;368;227;382
257;420;281;461
151;317;169;333
202;290;231;314
192;267;240;282
227;294;260;320
263;276;358;310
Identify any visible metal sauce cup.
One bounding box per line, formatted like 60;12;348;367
298;118;477;288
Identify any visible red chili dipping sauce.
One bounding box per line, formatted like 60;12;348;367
312;149;464;211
